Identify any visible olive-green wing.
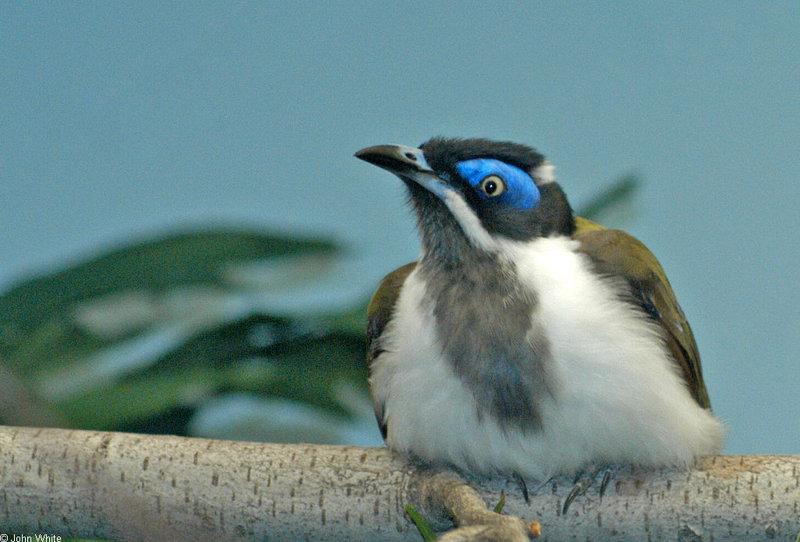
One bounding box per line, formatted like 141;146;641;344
366;262;417;439
573;217;711;409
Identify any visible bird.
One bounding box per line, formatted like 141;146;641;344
355;137;725;490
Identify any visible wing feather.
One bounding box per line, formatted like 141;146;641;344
366;262;417;439
573;217;711;409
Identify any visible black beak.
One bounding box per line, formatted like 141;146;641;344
355;144;435;177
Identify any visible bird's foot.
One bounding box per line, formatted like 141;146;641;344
416;469;541;540
562;466;616;514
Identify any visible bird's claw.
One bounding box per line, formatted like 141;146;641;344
599;468;613;497
513;472;554;505
562;466;616;514
513;472;530;503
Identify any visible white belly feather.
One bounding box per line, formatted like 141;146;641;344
369;235;725;480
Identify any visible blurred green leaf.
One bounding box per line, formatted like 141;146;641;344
493;491;506;513
0;228;336;357
576;173;640;226
0;227;374;443
405;504;437;542
55;320;367;430
320;298;371;336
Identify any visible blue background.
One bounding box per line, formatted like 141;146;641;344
2;2;798;454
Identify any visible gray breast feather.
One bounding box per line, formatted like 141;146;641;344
419;255;550;432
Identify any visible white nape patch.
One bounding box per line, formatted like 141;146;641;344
370;237;725;481
531;160;556;184
441;189;499;252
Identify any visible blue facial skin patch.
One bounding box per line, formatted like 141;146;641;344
455;159;540;211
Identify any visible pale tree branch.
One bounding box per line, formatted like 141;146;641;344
1;425;798;541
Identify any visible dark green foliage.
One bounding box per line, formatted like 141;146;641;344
0;228;370;442
0;229;335;350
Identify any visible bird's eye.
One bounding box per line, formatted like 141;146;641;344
478;175;506;198
456;158;540;210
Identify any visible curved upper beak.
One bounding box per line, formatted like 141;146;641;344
355;144;434;176
355;144;449;198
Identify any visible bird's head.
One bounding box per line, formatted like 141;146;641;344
356;137;574;258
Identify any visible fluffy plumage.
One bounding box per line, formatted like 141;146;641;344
357;137;725;481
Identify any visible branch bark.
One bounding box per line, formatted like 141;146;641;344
1;424;798;541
